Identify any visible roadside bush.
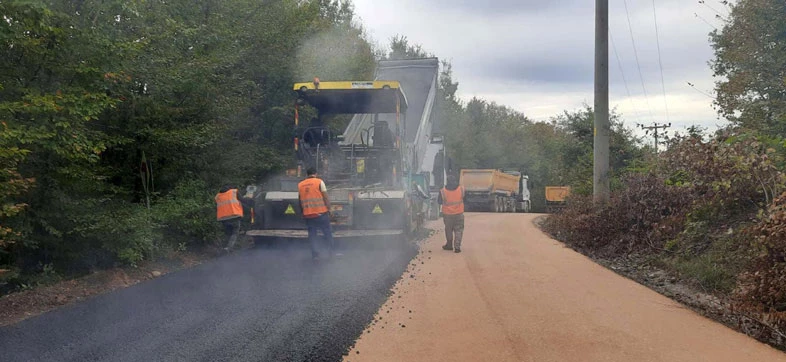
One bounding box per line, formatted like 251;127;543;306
152;179;219;247
546;130;785;289
543;173;693;255
89;201;162;267
0;181;219;294
736;193;786;334
660;132;786;218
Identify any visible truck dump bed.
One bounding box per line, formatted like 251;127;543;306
460;169;519;195
545;186;571;202
342;58;439;175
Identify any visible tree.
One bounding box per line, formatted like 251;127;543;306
710;0;786;134
0;0;378;280
387;35;433;60
552;105;644;194
0;1;124;266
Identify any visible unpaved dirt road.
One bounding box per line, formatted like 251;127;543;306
346;213;786;362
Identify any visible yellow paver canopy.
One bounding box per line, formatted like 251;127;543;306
293;80;408;114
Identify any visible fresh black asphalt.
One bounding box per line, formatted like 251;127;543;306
0;239;417;362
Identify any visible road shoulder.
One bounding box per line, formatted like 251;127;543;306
344;213;786;362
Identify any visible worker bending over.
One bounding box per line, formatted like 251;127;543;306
215;185;249;252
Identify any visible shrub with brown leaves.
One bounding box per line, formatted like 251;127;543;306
737;193;786;335
543;173;693;256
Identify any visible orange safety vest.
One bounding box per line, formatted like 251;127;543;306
215;189;243;221
441;186;465;215
298;177;329;218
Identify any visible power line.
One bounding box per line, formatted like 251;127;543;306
698;0;728;21
694;12;718;30
687;81;715;98
652;0;670;124
622;0;655;121
610;32;642;122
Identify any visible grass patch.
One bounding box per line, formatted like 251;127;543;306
668;253;737;293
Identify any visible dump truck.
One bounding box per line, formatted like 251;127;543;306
247;58;442;240
545;186;571;213
459;169;531;213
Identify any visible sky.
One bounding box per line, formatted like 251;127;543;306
351;0;731;136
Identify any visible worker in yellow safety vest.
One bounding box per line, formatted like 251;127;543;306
215;185;248;252
298;168;339;260
438;174;465;253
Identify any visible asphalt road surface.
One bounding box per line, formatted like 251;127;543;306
346;213;786;362
0;238;416;362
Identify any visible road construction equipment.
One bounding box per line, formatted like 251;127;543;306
248;58;443;239
459;169;531;212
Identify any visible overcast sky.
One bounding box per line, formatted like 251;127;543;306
352;0;730;134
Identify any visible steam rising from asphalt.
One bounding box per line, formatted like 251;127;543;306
295;26;374;82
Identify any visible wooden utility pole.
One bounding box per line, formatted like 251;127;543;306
638;122;671;152
594;0;610;203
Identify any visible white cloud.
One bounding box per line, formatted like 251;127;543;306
352;0;730;131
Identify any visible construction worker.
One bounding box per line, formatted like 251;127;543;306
298;167;338;260
438;174;465;253
215;184;245;252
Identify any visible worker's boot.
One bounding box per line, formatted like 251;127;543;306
454;247;462;253
442;242;453;251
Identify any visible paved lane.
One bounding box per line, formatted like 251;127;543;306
0;239;415;362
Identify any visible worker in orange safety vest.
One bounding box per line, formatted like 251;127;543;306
215;184;248;252
298;168;339;260
438;174;465;253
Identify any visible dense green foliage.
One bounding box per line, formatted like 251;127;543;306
0;0;376;283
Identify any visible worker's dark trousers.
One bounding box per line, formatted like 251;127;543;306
443;213;464;248
306;213;334;257
221;218;241;249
